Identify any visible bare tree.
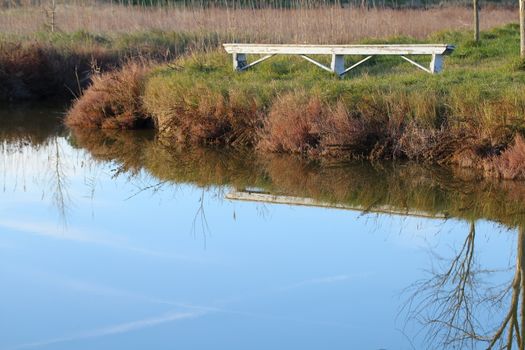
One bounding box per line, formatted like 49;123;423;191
45;0;57;32
50;137;71;226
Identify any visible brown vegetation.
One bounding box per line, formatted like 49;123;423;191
486;134;525;179
64;61;525;179
258;93;324;154
66;62;152;129
257;90;471;162
0;41;115;100
0;4;517;43
0;3;518;101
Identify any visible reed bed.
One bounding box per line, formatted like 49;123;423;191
0;3;518;43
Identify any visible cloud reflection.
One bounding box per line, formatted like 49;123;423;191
0;219;207;263
12;310;208;350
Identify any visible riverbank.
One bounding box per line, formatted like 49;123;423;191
66;24;525;179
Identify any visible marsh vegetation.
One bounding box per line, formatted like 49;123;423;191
1;1;524;177
65;24;525;178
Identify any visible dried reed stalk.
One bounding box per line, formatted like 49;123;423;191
0;3;518;42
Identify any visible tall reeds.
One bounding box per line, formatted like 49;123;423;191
0;2;517;43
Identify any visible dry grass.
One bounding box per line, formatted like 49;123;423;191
257;89;470;161
0;2;518;100
0;41;116;100
68;33;525;172
486;135;525;180
258;92;324;153
66;62;152;129
0;3;518;42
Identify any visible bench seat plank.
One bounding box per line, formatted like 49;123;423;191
223;44;455;55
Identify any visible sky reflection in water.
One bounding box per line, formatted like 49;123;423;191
0;107;522;349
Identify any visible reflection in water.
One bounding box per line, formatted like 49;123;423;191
68;127;525;228
2;107;525;349
405;223;525;350
50;137;70;224
1;107;72;224
404;221;481;348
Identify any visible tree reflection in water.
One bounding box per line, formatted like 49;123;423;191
0;107;73;225
404;222;525;350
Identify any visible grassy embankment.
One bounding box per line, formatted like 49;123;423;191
67;24;525;179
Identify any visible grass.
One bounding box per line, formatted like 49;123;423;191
66;23;525;178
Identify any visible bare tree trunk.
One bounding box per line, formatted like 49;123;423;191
473;0;480;42
520;0;525;59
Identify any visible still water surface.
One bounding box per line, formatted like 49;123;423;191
1;106;524;349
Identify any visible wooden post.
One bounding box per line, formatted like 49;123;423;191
520;0;525;59
233;53;247;71
330;54;345;76
473;0;480;42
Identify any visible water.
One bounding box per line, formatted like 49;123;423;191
1;106;524;350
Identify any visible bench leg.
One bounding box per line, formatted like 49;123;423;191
233;53;248;71
331;54;345;76
430;54;443;74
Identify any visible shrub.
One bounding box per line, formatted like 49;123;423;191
488;134;525;180
65;62;152;129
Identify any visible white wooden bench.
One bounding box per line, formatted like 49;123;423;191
223;44;455;77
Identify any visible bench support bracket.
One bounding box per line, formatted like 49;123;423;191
400;55;432;74
233;53;247;71
233;53;276;71
340;56;373;76
231;50;448;75
300;55;333;73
